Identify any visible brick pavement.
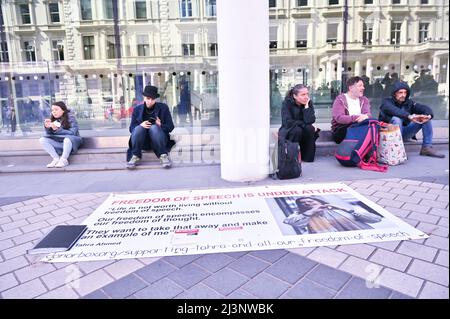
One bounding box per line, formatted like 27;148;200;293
0;178;448;299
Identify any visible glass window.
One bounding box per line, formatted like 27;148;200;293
392;0;400;4
107;35;116;59
419;23;429;43
104;0;114;19
19;4;31;24
364;0;373;4
83;35;95;59
135;1;147;19
180;0;193;18
391;22;401;45
137;35;149;56
297;0;308;6
421;0;429;4
329;0;339;5
24;41;36;61
270;26;277;49
49;3;60;23
181;33;195;56
269;0;276;7
208;32;217;56
327;23;338;43
362;23;373;45
0;7;4;26
81;0;93;20
52;40;64;61
296;24;307;48
205;0;216;17
0;42;8;62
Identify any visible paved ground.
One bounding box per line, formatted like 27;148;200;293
0;150;448;299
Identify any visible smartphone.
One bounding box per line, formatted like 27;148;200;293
149;117;156;124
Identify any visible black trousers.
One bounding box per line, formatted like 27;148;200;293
332;125;349;144
287;124;317;162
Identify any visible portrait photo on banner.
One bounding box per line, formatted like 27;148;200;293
267;194;397;236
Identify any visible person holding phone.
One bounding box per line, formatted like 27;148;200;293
279;84;319;162
39;101;82;168
126;85;175;169
379;81;444;158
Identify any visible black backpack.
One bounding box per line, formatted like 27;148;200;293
272;127;302;180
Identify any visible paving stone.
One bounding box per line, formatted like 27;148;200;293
10;211;35;222
193;253;235;272
369;249;412;271
17;203;42;213
20;221;49;234
285;278;335;299
420;199;448;209
102;274;147;299
0;228;23;242
418;282;449;299
306;264;352;291
2;242;33;260
76;260;115;275
336;277;392;299
1;219;29;232
428;208;449;218
167;264;211;289
307;246;348;268
104;258;145;279
407;259;449;286
403;203;431;214
0;256;29;276
241;273;290;298
249;249;289;263
397;241;438;262
405;185;431;193
226;289;258;299
27;213;54;224
1;278;48;299
37;285;79;299
389;291;414;299
34;205;59;215
228;254;270;278
175;283;224;299
374;191;397;200
425;236;449;251
74;270;115;297
369;240;401;251
436;195;449;204
412;191;438;201
337;244;376;259
83;290;110;299
383;206;410;218
56;199;79;209
135;259;178;284
224;251;248;259
0;273;19;292
41;265;84;290
438;218;449;228
203;268;249;296
134;278;184;299
15;262;56;283
1;202;23;210
389;188;414;196
0;239;14;251
287;247;316;257
416;222;449;238
377;268;424;297
400;179;422;186
265;253;317;284
164;255;202;268
435;250;449;267
339;256;382;279
378;198;403;209
396;195;421;204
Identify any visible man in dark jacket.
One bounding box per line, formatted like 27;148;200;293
127;85;175;169
379;81;444;158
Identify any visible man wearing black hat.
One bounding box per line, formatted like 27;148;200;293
126;85;175;169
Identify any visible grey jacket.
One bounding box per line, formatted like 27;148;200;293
43;112;83;154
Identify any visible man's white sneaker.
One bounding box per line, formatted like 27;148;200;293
46;158;60;168
127;155;141;169
159;154;172;168
54;158;69;168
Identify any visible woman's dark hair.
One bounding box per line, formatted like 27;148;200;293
51;101;71;129
285;83;308;99
295;196;328;214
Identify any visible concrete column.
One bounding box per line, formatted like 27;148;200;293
446;57;449;97
366;58;372;80
354;60;361;77
432;56;440;80
217;0;269;181
337;59;342;83
326;61;333;85
194;69;200;91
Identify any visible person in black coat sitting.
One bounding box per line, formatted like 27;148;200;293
127;85;175;169
279;84;319;162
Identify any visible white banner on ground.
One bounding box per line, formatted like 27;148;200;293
42;183;427;262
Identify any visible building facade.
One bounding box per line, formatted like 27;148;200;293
0;0;448;135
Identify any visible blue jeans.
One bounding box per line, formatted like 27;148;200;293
131;125;168;158
390;116;433;147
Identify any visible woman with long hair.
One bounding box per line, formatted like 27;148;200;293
280;84;319;162
39;101;82;168
283;196;382;234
